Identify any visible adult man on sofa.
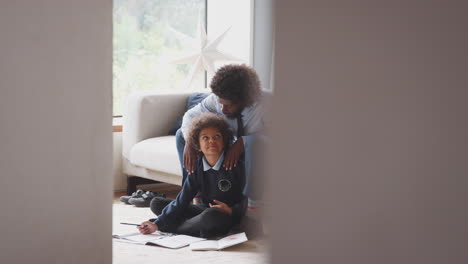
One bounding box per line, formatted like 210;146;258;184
175;64;265;213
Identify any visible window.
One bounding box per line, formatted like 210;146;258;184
113;0;253;116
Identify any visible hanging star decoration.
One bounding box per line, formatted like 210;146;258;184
167;18;244;89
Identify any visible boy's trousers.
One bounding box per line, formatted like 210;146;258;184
151;197;233;238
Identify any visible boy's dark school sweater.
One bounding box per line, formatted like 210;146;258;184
154;156;246;231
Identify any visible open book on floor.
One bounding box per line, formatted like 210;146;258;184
113;232;206;249
189;232;248;251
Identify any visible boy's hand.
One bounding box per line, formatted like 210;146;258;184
183;144;198;174
137;221;158;234
223;138;244;171
209;200;233;216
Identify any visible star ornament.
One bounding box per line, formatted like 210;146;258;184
168;18;245;89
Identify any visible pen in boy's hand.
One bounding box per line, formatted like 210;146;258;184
120;222;141;227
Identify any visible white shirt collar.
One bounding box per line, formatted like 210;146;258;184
202;152;225;171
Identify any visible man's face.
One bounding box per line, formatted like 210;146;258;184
218;98;243;119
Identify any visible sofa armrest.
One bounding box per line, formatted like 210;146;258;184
122;91;192;159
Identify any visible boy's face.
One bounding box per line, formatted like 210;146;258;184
198;127;224;157
218;98;243;119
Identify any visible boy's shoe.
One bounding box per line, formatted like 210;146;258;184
119;189;145;204
129;191;166;207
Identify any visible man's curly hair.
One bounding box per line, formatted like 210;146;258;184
210;64;261;107
187;113;234;152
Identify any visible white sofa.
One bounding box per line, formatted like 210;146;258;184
122;91;200;194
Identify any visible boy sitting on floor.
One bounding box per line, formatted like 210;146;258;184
138;113;246;238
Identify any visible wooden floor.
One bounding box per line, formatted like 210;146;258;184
112;183;268;264
113;183;182;203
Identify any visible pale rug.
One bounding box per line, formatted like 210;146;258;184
112;202;269;264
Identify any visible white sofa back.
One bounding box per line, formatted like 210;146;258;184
122;91;192;160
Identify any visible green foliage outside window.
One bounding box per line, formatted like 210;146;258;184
113;0;206;116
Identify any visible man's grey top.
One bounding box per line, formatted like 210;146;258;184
181;93;264;141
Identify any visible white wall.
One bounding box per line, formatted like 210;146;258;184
270;1;468;264
0;1;112;264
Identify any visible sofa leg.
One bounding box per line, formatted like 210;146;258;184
126;176;160;195
127;176;138;195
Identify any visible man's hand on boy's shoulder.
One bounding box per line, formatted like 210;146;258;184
183;144;198;174
138;221;158;234
223;138;244;171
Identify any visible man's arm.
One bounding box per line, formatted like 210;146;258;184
180;94;219;140
223;137;244;171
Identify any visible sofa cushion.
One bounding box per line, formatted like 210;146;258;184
129;136;182;176
168;92;210;135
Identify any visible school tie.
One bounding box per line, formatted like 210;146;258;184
236;114;244;137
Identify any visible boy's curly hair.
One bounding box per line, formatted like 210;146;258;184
210;64;261;107
187;113;234;151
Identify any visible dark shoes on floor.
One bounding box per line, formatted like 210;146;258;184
120;190;166;207
119;189;145;204
128;191;166;207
